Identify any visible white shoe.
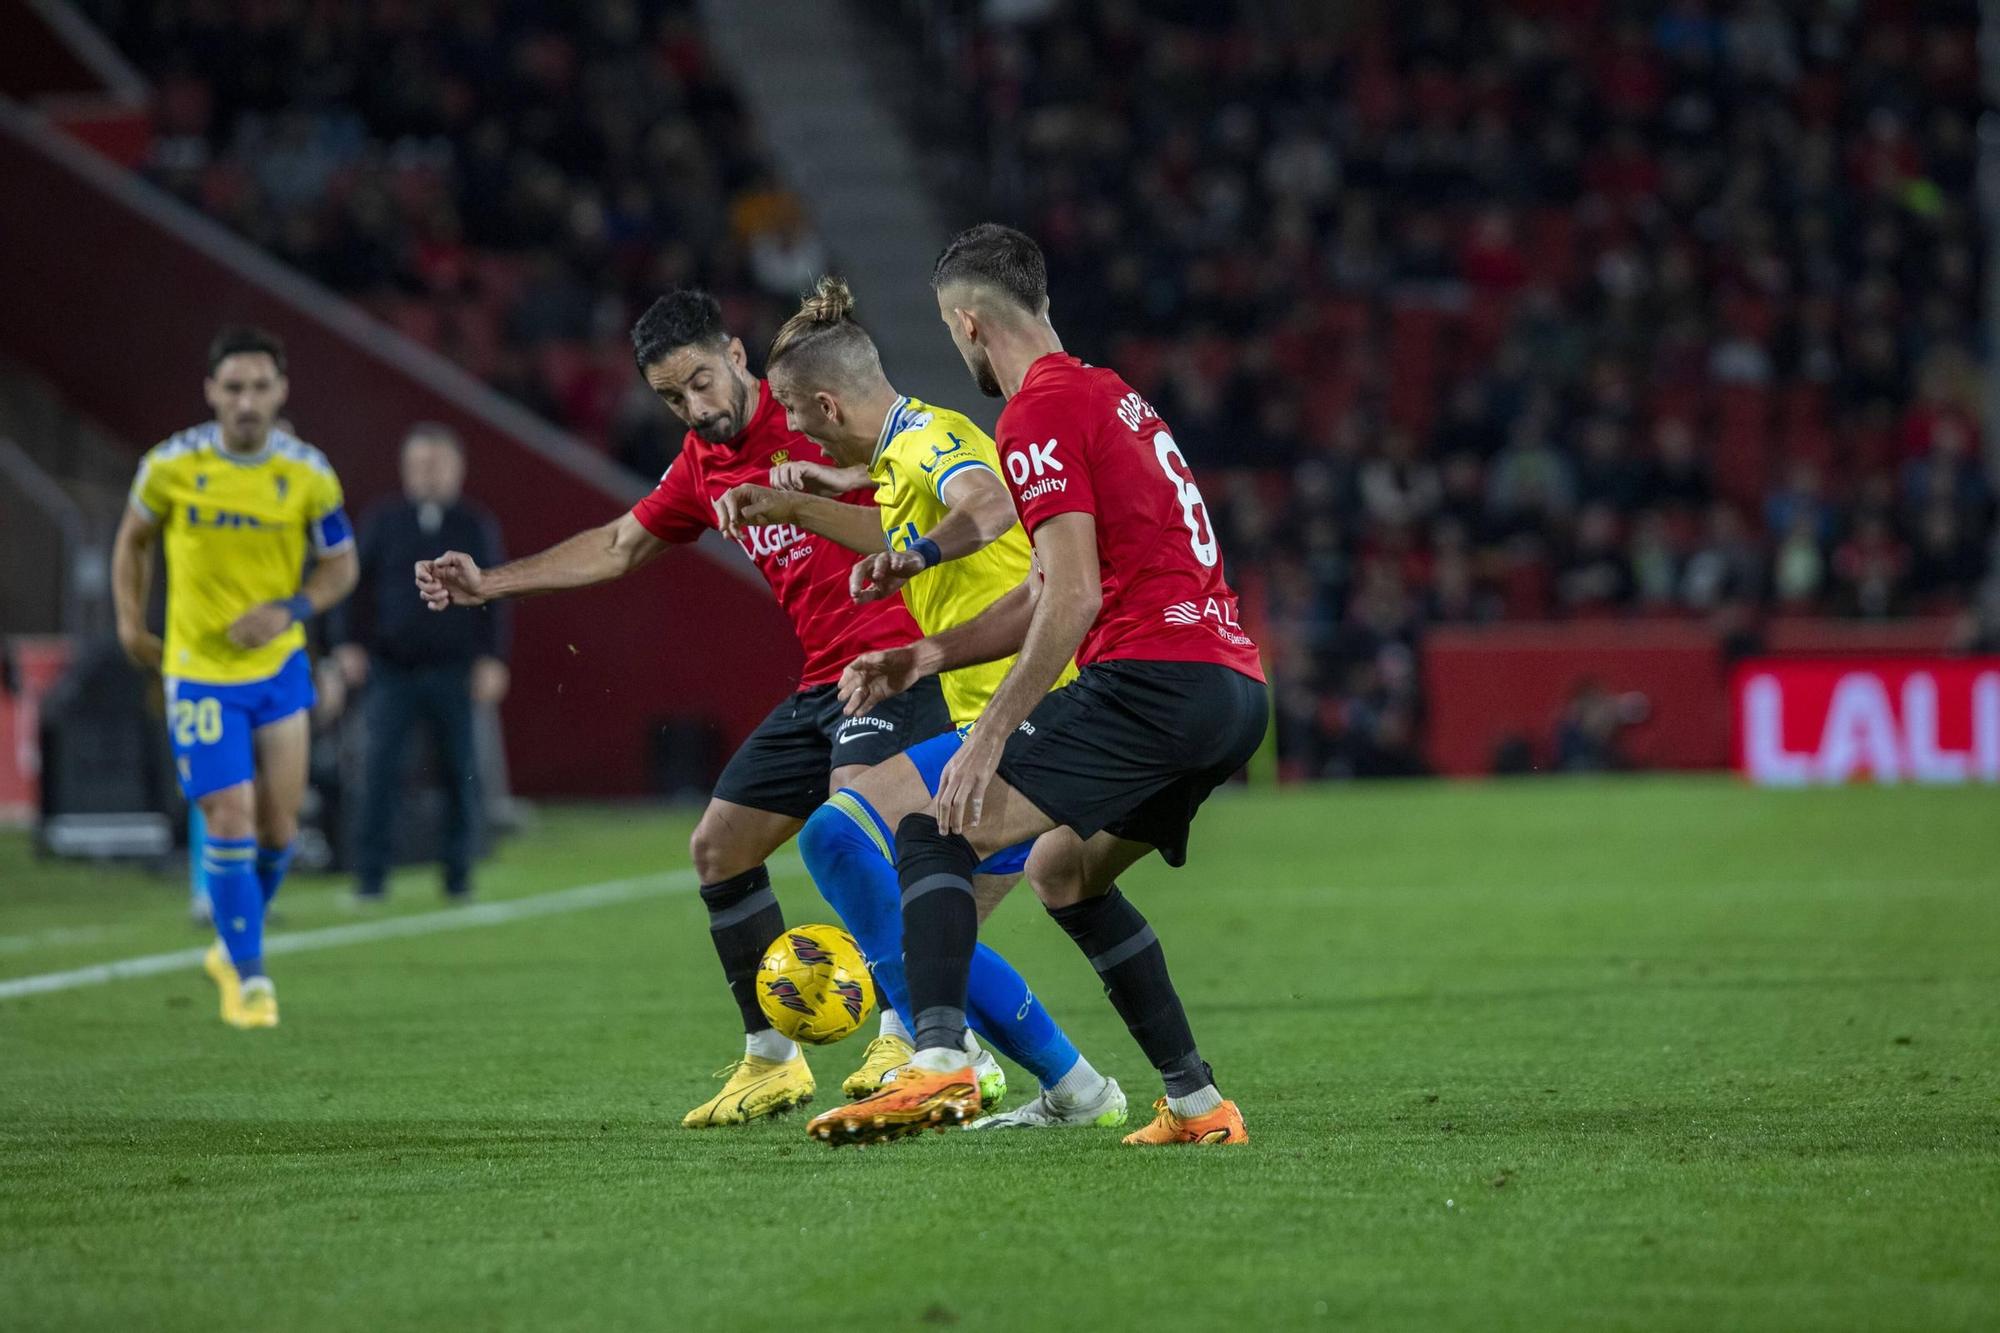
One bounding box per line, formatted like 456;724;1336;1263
968;1076;1128;1130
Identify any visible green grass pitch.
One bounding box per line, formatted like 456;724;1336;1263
2;777;1996;1331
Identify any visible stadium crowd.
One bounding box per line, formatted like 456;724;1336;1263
902;0;1996;775
88;0;810;478
89;0;1997;780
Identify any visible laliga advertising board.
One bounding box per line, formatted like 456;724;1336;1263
1733;657;2000;786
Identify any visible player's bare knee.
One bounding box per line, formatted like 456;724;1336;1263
688;815;753;883
830;755;926;823
257;811;299;848
199;787;256;841
1025;839;1089;909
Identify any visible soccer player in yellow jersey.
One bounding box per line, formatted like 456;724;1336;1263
111;328;358;1029
711;279;1125;1131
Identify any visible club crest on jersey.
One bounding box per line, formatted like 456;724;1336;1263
762;976;814;1015
832;978;867;1020
194;474;208;490
274;476;289;500
771;450;790;466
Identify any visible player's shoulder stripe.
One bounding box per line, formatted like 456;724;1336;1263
934;457;997;498
917;403;992;444
271;430;337;476
146;422;220;464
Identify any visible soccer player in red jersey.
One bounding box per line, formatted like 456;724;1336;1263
414;289;952;1127
806;225;1268;1148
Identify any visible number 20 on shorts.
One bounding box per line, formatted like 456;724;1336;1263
173;697;223;746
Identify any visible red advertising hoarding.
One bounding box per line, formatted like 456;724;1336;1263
1733;658;2000;786
0;637;74;820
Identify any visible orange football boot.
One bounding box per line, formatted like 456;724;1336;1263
1122;1097;1250;1145
807;1062;981;1147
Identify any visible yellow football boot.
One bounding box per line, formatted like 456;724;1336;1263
203;942;237;992
842;1034;914;1100
808;1063;980;1147
1121;1097;1248;1146
225;976;280;1030
682;1054;815;1128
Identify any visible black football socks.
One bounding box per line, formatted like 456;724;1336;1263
895;814;979;1055
699;865;784;1036
1048;886;1216;1099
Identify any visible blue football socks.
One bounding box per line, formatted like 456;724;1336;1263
802;792;1082;1088
255;841;295;906
202;833;265;979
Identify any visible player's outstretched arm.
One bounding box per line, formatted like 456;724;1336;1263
713;483;884;556
837;573;1040;716
769;460;871;496
934;513;1100;833
110;505;163;671
417;512;664;610
850;467;1019;603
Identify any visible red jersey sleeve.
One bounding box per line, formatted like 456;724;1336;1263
629;451;712;544
997;395;1099;535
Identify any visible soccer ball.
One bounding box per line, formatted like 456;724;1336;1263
755;924;876;1044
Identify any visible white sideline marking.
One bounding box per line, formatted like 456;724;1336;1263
0;860;799;1003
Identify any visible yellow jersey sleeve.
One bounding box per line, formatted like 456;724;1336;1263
305;459;355;555
911;420;1003;506
875;403;1075;726
129;449;175;521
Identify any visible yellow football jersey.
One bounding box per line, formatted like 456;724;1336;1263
870;397;1075;726
129;423;352;684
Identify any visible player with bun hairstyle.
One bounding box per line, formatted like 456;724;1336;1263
712;277;1127;1128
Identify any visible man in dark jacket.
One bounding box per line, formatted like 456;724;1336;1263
335;424;508;900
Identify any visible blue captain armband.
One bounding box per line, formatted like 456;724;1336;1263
312;506;354;554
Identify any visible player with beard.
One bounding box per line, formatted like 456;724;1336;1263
711;276;1126;1129
804;226;1268;1148
113;327;359;1031
414;288;1000;1127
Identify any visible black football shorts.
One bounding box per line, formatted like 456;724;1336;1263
713;674;951;820
996;660;1268;867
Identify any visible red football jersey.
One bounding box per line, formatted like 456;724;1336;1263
997;353;1265;680
631;379;919;688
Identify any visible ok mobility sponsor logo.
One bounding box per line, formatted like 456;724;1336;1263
1006;439;1066;502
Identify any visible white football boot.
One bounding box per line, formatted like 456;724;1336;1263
967;1076;1128;1130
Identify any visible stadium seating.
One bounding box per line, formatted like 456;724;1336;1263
888;0;1995;776
80;0;2000;780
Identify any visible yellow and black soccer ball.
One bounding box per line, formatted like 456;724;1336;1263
754;924;876;1044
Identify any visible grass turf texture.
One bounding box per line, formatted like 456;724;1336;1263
1;777;1996;1331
